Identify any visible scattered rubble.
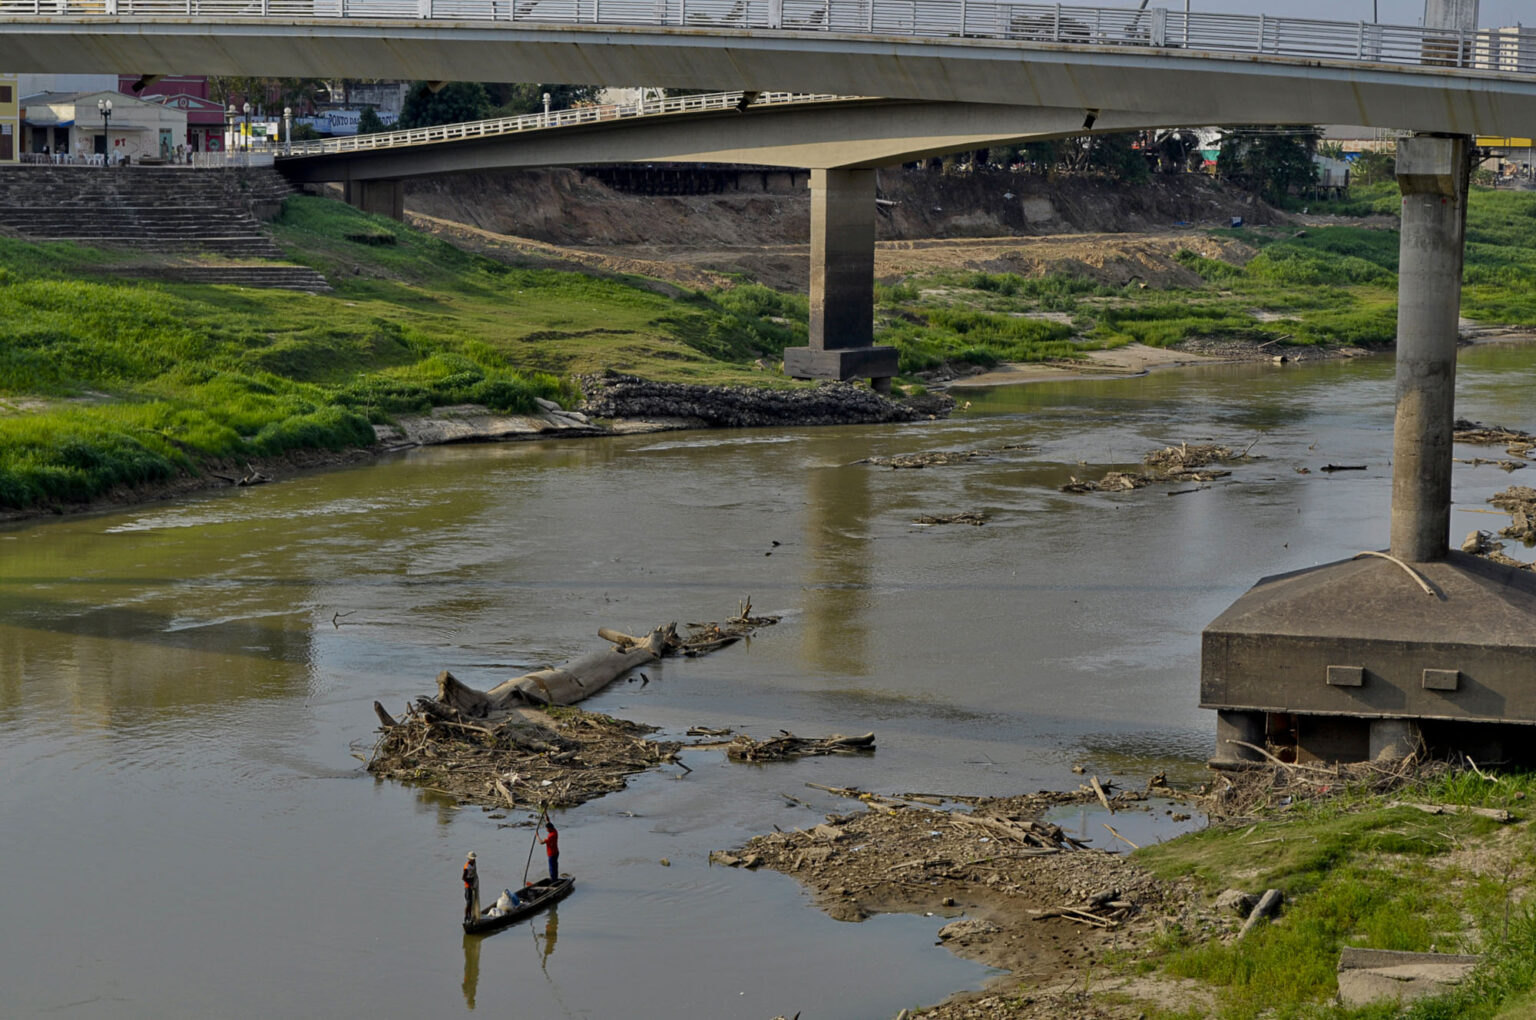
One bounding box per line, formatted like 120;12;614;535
1461;530;1535;570
1454;457;1526;472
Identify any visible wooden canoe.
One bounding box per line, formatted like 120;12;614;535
463;875;574;936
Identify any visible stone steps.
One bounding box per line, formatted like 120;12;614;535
102;264;334;292
0;164;326;288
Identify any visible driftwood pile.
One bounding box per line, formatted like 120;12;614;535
364;604;779;811
1455;418;1536;460
1201;746;1457;820
1061;441;1250;494
725;731;876;762
712;783;1171;927
366;705;681;810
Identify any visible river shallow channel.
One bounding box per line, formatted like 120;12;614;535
3;342;1534;1019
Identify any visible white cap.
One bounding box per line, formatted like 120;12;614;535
466;851;477;860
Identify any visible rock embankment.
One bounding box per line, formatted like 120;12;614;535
578;371;951;427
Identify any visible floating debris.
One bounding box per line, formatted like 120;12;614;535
859;443;1029;470
1455;418;1536;460
1455;457;1526;473
913;511;989;526
726;731;876;762
1461;530;1535;570
1063;441;1247;493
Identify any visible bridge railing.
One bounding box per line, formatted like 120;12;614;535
281;90;846;156
3;1;1533;75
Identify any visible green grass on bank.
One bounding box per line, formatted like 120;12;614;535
1127;768;1536;1020
0;196;807;510
869;186;1536;368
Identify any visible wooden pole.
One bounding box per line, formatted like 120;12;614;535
522;804;548;886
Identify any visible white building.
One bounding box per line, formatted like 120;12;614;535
19;90;186;162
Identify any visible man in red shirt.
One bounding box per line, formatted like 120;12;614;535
538;822;559;881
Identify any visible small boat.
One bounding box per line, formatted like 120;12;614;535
463;875;574;935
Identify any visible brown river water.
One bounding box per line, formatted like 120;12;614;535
2;343;1533;1018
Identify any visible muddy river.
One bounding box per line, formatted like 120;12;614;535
3;343;1532;1018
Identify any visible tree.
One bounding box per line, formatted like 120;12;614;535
357;107;386;135
1352;149;1397;186
483;83;603;117
397;82;492;129
1216;125;1320;203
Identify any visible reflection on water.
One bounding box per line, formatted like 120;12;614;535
461;933;481;1010
539;905;559;963
801;458;873;677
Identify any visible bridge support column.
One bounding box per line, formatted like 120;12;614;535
345;178;405;221
782;168;898;388
1389;135;1469;563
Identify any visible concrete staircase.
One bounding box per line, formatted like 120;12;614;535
0;165;330;291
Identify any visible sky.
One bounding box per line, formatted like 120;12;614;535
1165;0;1525;28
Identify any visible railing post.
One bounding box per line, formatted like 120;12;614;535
866;0;873;33
958;0;965;36
1053;3;1061;42
419;0;430;16
1150;7;1165;47
1257;13;1265;52
768;0;780;28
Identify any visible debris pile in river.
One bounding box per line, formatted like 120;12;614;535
363;601;779;810
914;511;989;526
725;731;876;761
859;443;1029;470
1489;486;1536;543
577;371;947;427
1061;441;1251;493
1455;419;1536;460
365;704;682;809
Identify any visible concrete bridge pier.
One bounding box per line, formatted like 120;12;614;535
344;178;405;221
781;168;899;391
1390;134;1469;564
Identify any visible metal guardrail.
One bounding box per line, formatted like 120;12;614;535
1;2;1533;75
278;90;847;157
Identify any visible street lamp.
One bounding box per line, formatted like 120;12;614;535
227;104;236;157
542;91;551;126
97;98;111;167
283;106;293;156
242;102;252;152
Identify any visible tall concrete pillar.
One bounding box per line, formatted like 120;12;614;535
344;178;405;221
782;168;899;387
1389;136;1469;563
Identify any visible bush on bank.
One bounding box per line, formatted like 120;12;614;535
870;187;1536;364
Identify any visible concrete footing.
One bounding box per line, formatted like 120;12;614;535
1369;719;1422;760
344;178;405;220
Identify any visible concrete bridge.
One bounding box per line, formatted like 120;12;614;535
5;0;1535;762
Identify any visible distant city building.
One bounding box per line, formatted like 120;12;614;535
17;73;116;98
142;92;227;152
